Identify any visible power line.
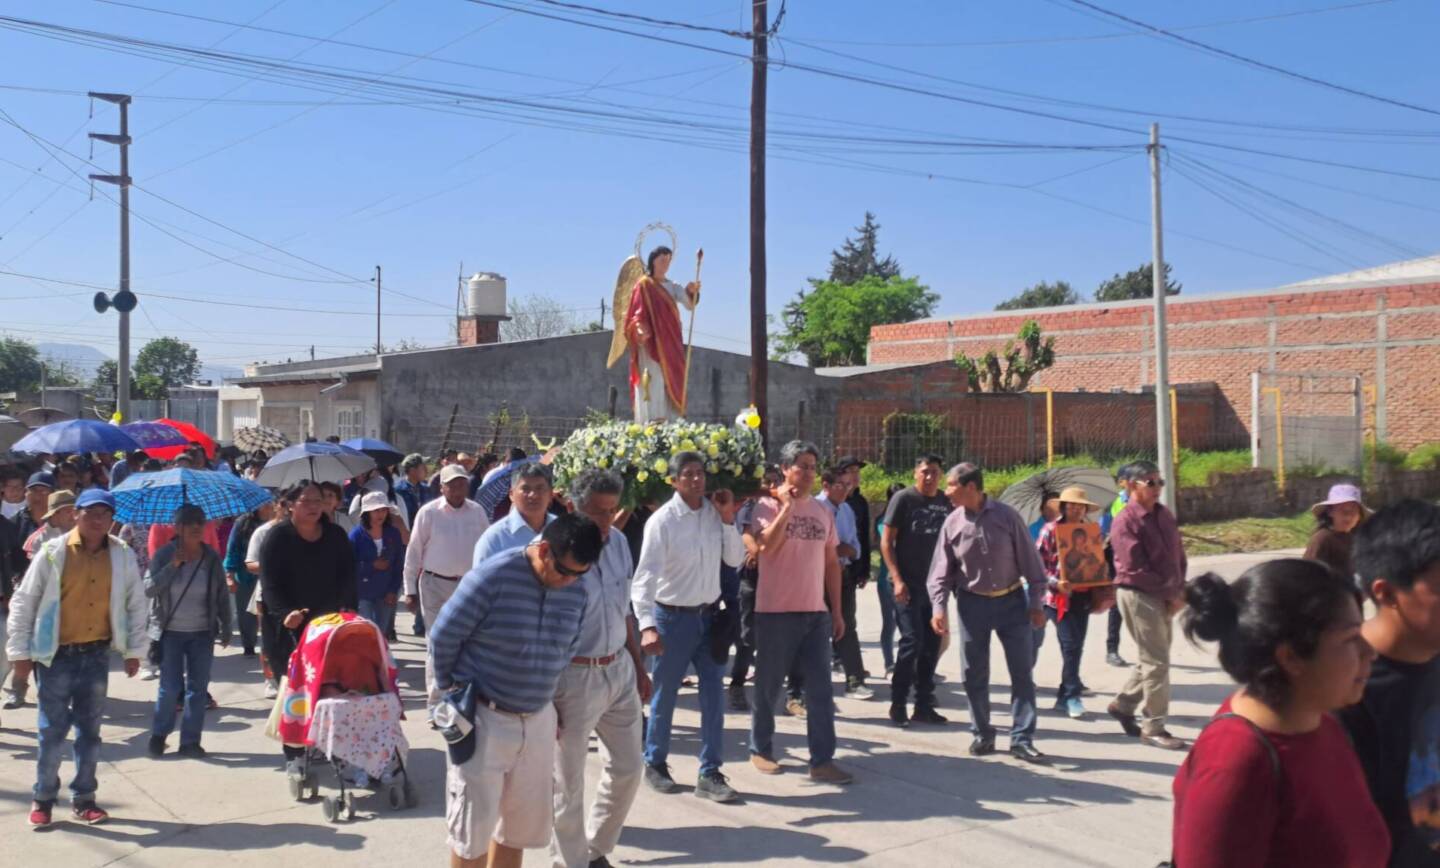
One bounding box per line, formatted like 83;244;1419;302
508;0;755;38
1058;0;1440;118
782;0;1398;48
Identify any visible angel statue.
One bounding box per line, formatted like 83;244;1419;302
606;223;702;422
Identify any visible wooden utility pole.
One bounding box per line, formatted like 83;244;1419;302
749;0;769;447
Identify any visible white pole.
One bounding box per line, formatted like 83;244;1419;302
1150;123;1176;512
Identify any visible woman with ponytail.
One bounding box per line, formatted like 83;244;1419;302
1171;558;1388;868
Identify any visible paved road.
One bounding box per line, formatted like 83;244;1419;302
0;550;1293;866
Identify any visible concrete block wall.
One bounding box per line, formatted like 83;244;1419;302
868;281;1440;450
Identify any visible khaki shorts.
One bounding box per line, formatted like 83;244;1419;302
446;700;557;859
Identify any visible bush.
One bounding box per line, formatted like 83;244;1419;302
1173;448;1250;489
1366;440;1408;469
1403;442;1440;471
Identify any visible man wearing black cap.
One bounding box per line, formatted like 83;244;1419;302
13;472;55;546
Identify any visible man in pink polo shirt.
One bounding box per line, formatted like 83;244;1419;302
743;439;853;786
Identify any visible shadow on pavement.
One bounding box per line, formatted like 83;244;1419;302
46;816;367;851
619;823;865;864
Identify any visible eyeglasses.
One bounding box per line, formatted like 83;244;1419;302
553;559;589;578
1139;478;1166;488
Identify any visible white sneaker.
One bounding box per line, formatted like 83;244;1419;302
846;683;875;700
264;680;279;699
139;666;159;681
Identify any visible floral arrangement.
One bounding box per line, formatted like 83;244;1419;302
552;413;766;508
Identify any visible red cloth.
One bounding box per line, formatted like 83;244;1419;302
1172;698;1390;868
147;522;223;561
625;275;687;414
276;612;399;747
145;418;217;461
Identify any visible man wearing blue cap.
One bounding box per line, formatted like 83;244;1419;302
6;488;148;828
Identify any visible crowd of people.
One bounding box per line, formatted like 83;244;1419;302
0;434;1437;868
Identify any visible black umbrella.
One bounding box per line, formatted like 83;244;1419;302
997;466;1119;525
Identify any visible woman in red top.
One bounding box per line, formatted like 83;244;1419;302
1172;558;1388;868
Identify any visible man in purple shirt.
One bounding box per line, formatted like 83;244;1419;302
1105;460;1188;751
927;463;1049;763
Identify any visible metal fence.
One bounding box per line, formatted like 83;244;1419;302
1252;370;1363;487
129;396;219;439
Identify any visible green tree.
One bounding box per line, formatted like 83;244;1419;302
995;280;1079;311
774;275;939;367
827;211;901;284
1094;262;1181;302
0;337;42;393
134;337;200;397
954;320;1056;392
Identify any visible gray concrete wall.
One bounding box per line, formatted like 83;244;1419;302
379;331;837;451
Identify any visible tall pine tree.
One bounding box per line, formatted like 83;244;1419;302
827;212;901;283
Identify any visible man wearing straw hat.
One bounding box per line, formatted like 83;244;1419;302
22;491;78;559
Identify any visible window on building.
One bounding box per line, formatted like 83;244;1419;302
334;403;364;441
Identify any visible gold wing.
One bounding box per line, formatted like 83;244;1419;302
606;255;645;368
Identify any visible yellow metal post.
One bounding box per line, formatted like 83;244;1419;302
1364;384;1377;446
1169;387;1180;463
1036;388;1054;467
1263;387;1285;491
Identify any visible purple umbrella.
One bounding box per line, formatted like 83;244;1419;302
120;421;190;451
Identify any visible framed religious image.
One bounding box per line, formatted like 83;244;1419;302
1057;521;1110;589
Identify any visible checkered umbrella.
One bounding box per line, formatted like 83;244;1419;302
111;468;274;524
233;425;290;454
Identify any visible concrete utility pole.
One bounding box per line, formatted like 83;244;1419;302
88;92;134;421
749;0;769;447
1149;123;1176;512
374;265;382;355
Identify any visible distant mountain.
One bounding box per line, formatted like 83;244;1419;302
34;343;243;386
37;343;110;381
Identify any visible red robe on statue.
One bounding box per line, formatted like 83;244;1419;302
625;275;688;416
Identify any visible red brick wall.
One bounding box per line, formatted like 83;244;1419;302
868;281;1440;449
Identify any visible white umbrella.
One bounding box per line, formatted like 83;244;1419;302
256;442;375;488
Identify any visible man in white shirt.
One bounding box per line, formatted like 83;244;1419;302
402;464;489;719
631;451;743;804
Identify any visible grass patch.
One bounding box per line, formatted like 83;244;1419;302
1173;448;1251;488
1179;512;1314;557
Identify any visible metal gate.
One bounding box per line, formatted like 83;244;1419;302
1251;370;1363;488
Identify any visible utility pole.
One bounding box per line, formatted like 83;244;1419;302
1149;123;1176;512
374;265;382;355
88;92;134;422
749;0;769;447
599;298;607;329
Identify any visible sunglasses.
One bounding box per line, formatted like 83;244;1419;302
553;559;589;578
1138;478;1166;488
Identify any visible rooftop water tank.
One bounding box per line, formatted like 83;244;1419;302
466;272;507;318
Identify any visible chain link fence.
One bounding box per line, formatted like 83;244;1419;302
1252;371;1363;485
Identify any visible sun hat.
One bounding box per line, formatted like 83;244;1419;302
42;490;77;521
360;491;391;515
439;464;469;484
1311;483;1371;519
76;489;116;511
1058;486;1101;509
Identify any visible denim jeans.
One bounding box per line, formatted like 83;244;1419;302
1042;595;1092;702
750;611;836;767
1107;606;1124;655
955;589;1038;747
891;582;940;710
152;630;215;747
645;605;727;775
357;598;396;637
874;572;897;671
35;644;110;802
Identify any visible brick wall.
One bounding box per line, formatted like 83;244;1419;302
868;281;1440;449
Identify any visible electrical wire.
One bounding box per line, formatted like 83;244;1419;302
1058;0;1440;118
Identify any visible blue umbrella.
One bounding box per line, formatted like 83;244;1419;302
111;468;274;524
257;441;376;488
340;437;404;468
13;419;142;455
119;421;189;450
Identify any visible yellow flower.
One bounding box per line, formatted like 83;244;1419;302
645;426;656;437
627;424;642;435
616;444;627;456
728;464;741;475
753;465;765;478
706;444;720;458
653;458;668;473
637;470;649;482
679;439;696;451
706;461;719;474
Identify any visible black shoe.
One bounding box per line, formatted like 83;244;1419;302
1106;651;1128;668
969;735;996;756
644;762;676;794
1108;702;1143;738
911;707;948;725
146;735;166;757
588;858;614;868
177;743;206;759
695;770;738;803
1010;743;1047;763
888;703;910;728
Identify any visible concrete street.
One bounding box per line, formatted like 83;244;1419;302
0;549;1293;866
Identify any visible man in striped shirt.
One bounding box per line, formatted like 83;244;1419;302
430;512;602;868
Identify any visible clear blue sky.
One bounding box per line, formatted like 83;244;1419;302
1;0;1437;373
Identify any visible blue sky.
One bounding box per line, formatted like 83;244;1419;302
0;0;1437;373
